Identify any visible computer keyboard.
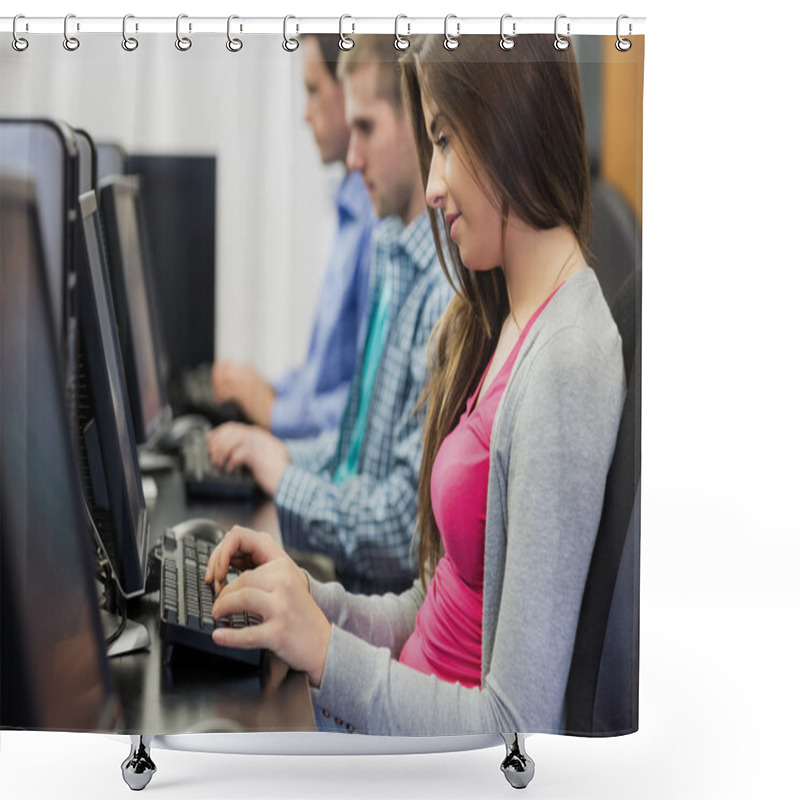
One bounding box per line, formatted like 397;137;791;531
173;363;245;425
159;522;263;667
180;429;259;500
181;363;215;407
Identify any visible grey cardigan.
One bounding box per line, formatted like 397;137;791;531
308;268;626;735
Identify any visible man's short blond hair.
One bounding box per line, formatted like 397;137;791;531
336;35;403;110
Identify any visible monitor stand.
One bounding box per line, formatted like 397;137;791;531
99;608;151;657
138;448;177;473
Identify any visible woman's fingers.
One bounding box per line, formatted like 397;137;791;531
208;559;331;683
204;526;257;587
210;579;279;650
204;527;285;590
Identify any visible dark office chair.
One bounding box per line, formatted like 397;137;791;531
589;179;641;307
564;267;641;734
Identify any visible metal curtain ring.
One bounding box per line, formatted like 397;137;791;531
226;15;243;52
63;14;80;51
443;14;460;51
282;15;299;52
12;14;29;51
499;14;515;50
122;14;139;51
616;14;632;51
554;14;570;51
339;15;354;51
394;15;410;51
175;14;192;51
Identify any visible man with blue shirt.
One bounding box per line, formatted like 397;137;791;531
207;35;452;595
211;34;375;440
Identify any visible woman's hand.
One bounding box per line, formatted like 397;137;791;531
205;527;331;687
205;423;290;495
204;525;279;593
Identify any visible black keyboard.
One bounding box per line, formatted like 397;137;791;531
180;430;259;500
181;363;216;408
159;521;263;667
173;363;245;426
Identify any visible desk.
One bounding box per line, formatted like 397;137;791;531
109;467;316;734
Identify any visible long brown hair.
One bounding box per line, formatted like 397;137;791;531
400;35;591;586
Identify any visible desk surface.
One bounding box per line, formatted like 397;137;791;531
109;467;315;735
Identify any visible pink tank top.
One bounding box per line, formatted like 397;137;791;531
399;288;560;686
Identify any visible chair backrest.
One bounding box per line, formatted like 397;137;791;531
589;179;641;307
564;267;641;734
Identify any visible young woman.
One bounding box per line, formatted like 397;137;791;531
205;34;626;736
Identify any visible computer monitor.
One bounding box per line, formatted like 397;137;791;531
0;118;82;449
96;141;128;182
0;118;79;377
75;188;150;598
128;154;216;374
0;174;118;731
98;176;172;445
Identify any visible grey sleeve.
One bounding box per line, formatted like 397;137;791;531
311;322;625;736
309;578;425;657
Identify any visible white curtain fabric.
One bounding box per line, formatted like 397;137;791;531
0;33;336;380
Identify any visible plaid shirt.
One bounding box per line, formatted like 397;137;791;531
276;213;452;594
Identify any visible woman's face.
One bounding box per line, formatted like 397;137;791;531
421;92;503;271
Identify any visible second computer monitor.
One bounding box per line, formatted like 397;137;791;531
76;188;150;598
98;175;171;445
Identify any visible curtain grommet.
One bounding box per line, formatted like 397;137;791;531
443;14;460;51
394;15;410;51
282;15;299;52
63;14;80;51
339;14;355;51
616;15;632;51
554;14;571;51
12;14;29;51
122;14;139;51
500;14;516;51
226;15;243;52
175;14;192;51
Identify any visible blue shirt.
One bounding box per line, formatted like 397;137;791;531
276;213;453;595
270;170;375;439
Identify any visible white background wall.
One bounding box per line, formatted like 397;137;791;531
1;1;799;799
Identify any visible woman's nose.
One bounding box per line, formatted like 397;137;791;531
425;153;446;209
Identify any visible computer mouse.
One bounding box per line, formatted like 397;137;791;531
156;414;212;452
169;517;228;547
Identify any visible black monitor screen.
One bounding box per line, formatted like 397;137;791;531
75;189;149;598
99;177;169;444
0;175;117;731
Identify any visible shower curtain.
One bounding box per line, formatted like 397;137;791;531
0;13;644;751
